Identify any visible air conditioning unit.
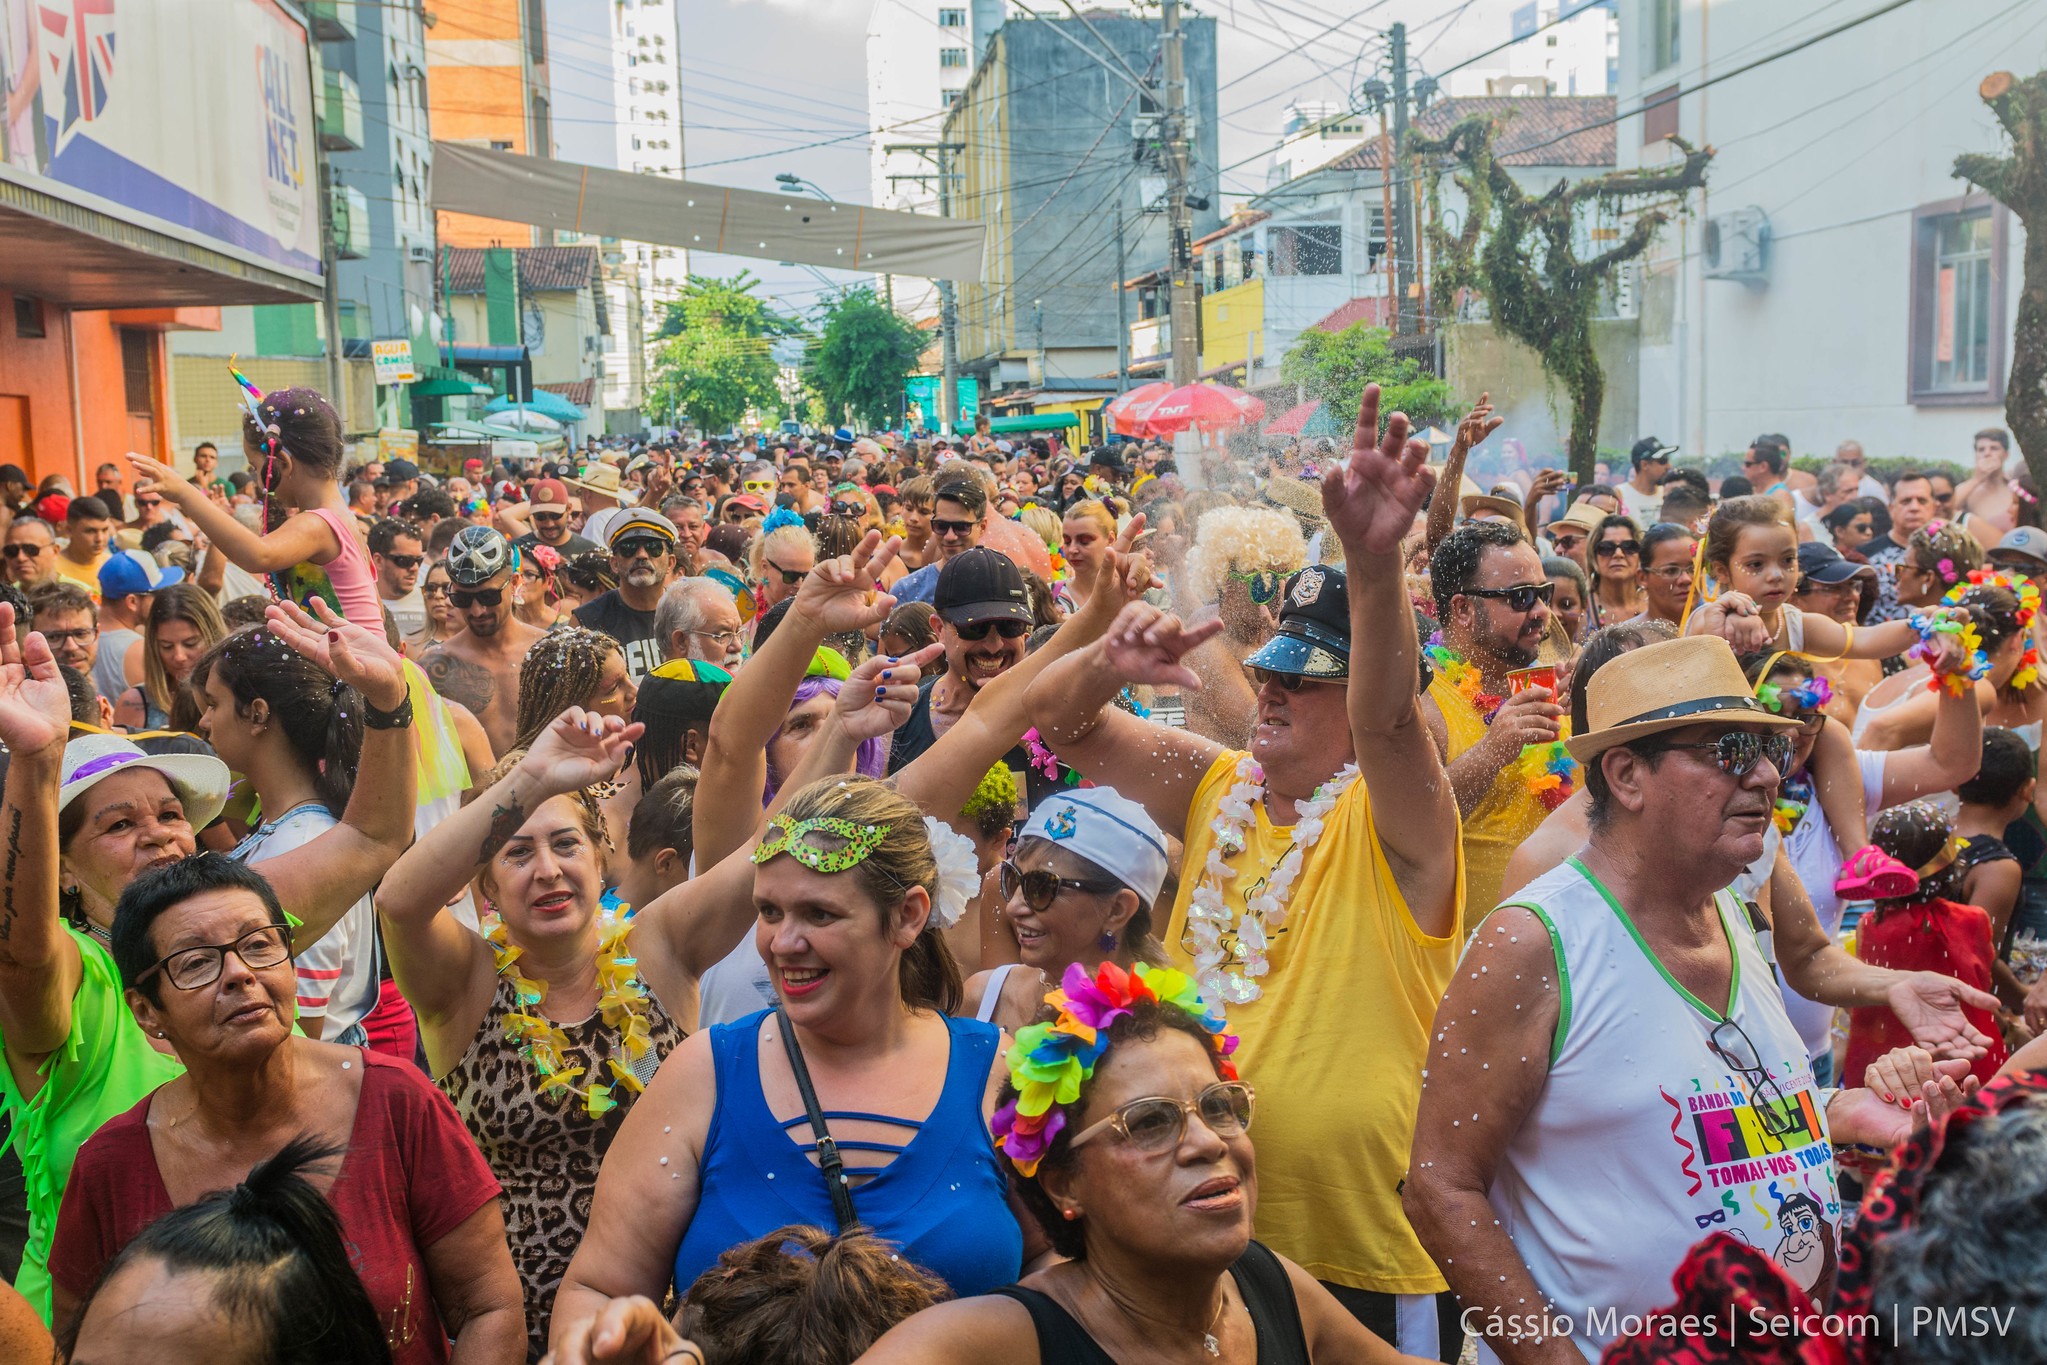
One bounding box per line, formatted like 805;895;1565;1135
1702;206;1770;285
405;244;433;263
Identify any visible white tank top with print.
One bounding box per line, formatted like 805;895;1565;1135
1476;858;1844;1363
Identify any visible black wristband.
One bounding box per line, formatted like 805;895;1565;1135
362;694;414;730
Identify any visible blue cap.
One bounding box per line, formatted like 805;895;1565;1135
98;548;183;599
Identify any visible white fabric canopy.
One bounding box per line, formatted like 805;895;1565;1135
430;144;987;282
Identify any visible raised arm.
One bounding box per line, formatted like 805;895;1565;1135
0;608;85;1060
1326;382;1460;937
1023;603;1228;839
691;530;901;871
128;453;335;575
254;599;418;948
898;532;1156;818
1423;393;1496;558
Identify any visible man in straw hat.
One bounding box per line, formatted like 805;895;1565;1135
1407;633;1984;1364
1026;384;1466;1358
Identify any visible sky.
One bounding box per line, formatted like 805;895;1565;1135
670;0;1532;319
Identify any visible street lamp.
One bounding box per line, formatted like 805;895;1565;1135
775;172;835;202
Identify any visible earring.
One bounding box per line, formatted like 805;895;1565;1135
1062;1207;1080;1221
1099;932;1116;952
154;1030;165;1038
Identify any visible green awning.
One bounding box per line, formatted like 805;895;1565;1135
410;376;495;397
988;412;1081;433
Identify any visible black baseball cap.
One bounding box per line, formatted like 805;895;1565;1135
935;547;1030;625
1797;541;1875;586
1630;437;1676;467
378;459;421;484
1243;565;1349;679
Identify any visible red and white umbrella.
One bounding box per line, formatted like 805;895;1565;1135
1103;381;1174;436
1141;383;1267;437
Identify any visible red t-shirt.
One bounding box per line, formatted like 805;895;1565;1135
50;1049;501;1365
1846;897;2009;1087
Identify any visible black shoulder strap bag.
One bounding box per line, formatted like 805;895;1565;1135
775;1005;860;1232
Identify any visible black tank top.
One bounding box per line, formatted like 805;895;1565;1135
991;1240;1313;1365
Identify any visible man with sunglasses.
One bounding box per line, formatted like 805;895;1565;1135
513;478;599;557
3;516;59;590
1408;634;1977;1364
1422;520;1565;918
368;518;429;638
419;527;545;756
1023;386;1466;1359
890;476;988;606
572;508;680;684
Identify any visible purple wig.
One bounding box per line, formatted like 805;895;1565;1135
763;676;888;804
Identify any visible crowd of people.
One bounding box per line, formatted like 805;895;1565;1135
0;381;2041;1365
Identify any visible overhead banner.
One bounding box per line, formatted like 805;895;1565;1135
431;142;989;283
0;0;322;281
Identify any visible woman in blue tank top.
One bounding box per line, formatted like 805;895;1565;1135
550;775;1022;1345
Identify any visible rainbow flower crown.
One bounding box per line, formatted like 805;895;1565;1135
1754;674;1832;714
991;961;1239;1177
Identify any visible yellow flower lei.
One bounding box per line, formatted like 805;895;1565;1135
485;915;655;1119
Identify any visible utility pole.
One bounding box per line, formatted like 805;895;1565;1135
1376;103;1398;329
1389;21;1415;337
1114;206;1130;393
1161;0;1198;386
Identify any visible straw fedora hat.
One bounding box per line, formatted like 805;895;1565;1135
1546;498;1606;535
570;461;626;499
1566;635;1800;762
1263;475;1325;521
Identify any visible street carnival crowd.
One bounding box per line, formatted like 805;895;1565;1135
0;371;2046;1365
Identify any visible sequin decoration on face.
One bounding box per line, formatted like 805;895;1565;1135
751;814;893;872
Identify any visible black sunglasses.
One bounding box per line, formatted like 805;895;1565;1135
831;501;867;517
450;587;505;608
2;543;47;558
760;559;807;585
380;553;424;571
614;537;671;559
953;618;1030;641
1640;730;1795;779
1596;539;1642;558
932;518;977;538
1463;580;1555;612
999;860;1123;911
1250;666;1338;692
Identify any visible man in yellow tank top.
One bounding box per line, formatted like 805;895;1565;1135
1025;386;1467;1360
1422;519;1568;920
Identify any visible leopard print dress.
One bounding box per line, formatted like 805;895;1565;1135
439;970;685;1362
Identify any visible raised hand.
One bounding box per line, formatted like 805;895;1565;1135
792;528;902;636
525;707;647;794
1325;382;1436;558
833;645;942;742
1100;601;1224;691
1454;392;1504;454
265;597;409;710
125;451;195;503
0;603;73;759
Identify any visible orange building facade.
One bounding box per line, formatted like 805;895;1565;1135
427;0;551;248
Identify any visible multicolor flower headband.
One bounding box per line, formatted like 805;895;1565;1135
1754;674;1832;714
1944;567;2042;628
751;813;890;873
992;961;1239;1177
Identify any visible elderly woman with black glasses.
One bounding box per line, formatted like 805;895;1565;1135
46;854;524;1362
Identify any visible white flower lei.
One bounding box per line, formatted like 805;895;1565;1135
1185;754;1360;1003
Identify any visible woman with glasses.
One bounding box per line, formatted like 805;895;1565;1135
1822;500;1877;557
1584;513;1646;629
112;583;226;734
850;970;1420;1364
1631;521;1697;629
406;559;463;655
44;853;524;1361
0;599;419;1324
747;520;816;617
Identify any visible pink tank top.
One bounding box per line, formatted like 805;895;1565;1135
308;506;387;636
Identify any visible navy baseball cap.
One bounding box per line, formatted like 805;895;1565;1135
1796;541;1874;587
1243;565;1349;679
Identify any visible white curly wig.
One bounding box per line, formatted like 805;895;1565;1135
1183;506;1310;604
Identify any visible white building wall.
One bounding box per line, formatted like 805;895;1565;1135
1616;0;2038;464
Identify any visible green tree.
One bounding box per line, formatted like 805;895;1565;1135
1412;114;1712;485
803;287;928;430
647;273;799;432
1280;323;1457;434
1957;69;2047;488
